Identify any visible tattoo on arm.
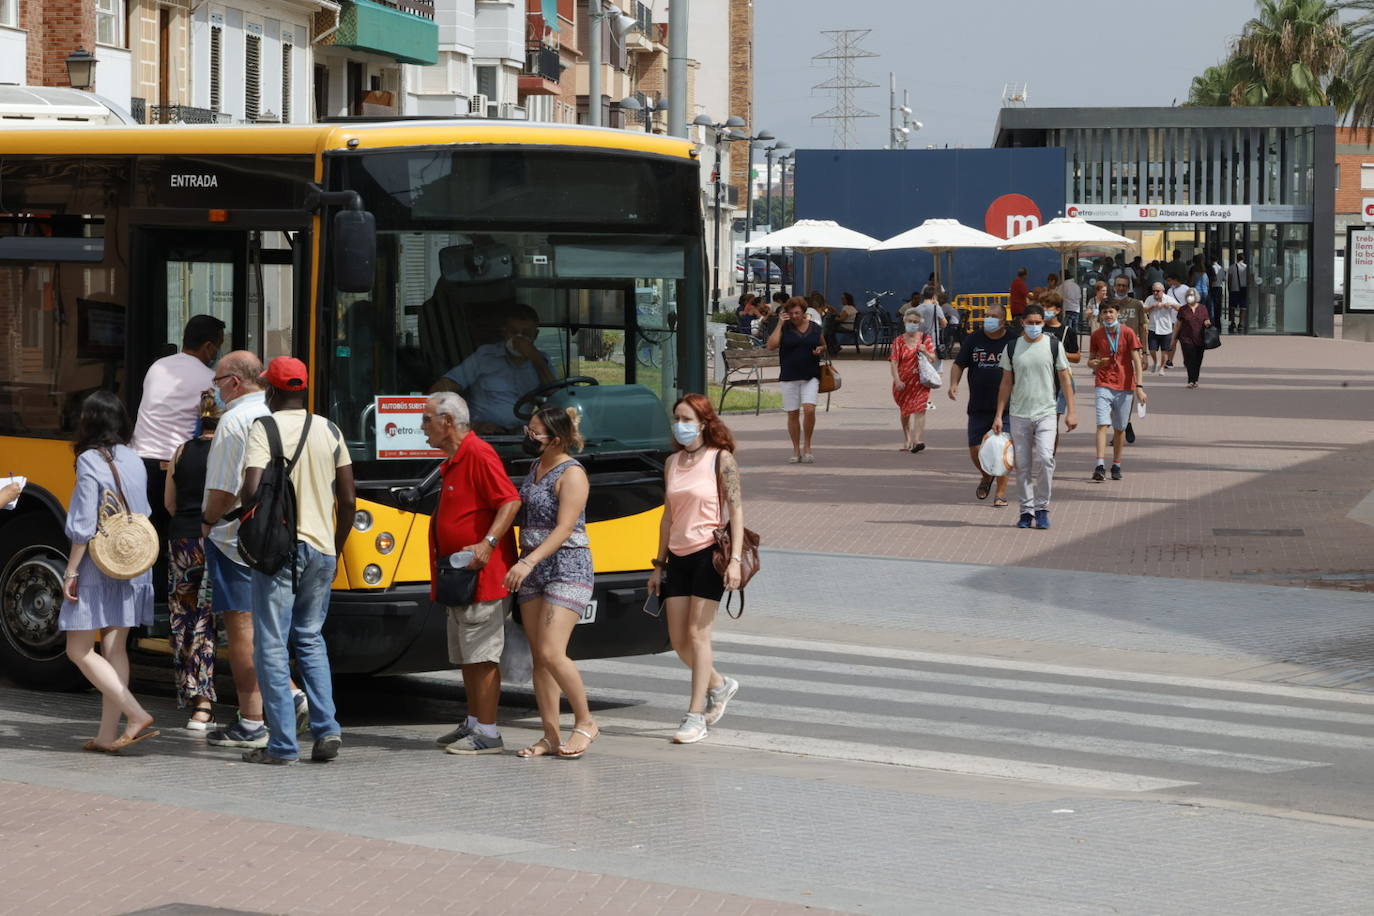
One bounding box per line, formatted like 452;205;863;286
721;454;742;510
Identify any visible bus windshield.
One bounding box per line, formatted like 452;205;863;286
327;148;702;476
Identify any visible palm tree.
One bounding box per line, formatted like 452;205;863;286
1186;55;1270;107
1337;0;1374;131
1236;0;1348;106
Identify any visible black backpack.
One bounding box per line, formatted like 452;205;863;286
235;414;311;578
1005;334;1062;398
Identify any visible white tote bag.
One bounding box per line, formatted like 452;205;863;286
917;347;942;389
978;431;1015;478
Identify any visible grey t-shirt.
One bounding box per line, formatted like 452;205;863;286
998;334;1071;420
908;301;942;335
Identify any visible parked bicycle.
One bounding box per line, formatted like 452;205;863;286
856;290;897;348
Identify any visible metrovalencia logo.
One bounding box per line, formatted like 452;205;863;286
985;194;1042;239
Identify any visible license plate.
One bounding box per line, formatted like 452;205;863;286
578;600;597;625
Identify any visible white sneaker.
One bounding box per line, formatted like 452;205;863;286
703;676;739;726
672;712;708;744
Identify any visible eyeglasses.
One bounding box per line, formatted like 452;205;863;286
212;374;235;384
522;425;551;440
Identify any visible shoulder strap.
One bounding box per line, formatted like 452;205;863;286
100;448;133;517
259;415;284;462
713;449;726;525
284;414;313;474
1006;337;1017;366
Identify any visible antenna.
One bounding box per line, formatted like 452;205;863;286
1001;83;1029;107
812;29;879;150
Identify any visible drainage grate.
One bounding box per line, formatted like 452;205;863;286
1212;528;1306;537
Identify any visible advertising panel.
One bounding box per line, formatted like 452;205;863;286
1347;228;1374;313
374;396;445;459
1066;203;1254;222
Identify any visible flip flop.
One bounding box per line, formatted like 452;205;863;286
111;729;160;750
993;497;1009;508
82;739;120;755
516;737;556;759
557;727;599;759
976;477;993;500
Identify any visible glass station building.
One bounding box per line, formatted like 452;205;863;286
995;107;1336;336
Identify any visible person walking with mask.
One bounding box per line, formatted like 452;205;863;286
1041;292;1081;451
1088;302;1146;481
767;297;827;464
647;394;745;745
992;305;1076;529
950;312;1012;508
1143;282;1178;376
1173;289;1214;389
889;310;938;452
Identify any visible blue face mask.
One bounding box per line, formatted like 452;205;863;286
1103;318;1120;330
983;317;1002;333
212;385;227;412
673;421;701;447
1023;323;1044;340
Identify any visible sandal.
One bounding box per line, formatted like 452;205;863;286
993;497;1009;508
976;477;993;500
82;739;120;755
557;726;599;759
111;729;160;751
912;443;926;453
186;706;215;731
516;737;556;758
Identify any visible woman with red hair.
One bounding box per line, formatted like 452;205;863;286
646;393;745;745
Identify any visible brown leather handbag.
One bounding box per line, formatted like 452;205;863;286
710;451;761;618
818;358;842;394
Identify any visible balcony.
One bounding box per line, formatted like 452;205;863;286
150;105;233;125
519;42;561;96
335;0;439;66
129;97;146;124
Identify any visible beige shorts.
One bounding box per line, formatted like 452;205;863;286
446;597;510;665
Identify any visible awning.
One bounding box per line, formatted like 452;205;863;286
335;0;439;66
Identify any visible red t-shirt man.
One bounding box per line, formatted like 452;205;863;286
1009;273;1029;317
429;432;520;604
1089;323;1143;391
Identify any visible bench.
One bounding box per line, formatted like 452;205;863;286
719;347;781;416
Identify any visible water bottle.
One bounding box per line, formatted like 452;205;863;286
449;550;475;569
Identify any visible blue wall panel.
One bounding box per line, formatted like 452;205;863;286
792;148;1066;310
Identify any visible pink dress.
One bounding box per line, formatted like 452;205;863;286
889;332;936;416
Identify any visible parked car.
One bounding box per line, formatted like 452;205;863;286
735;257;781;285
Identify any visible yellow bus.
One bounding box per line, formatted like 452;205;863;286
0;121;706;688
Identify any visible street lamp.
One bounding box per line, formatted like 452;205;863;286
64;47;97;91
758;140;790;298
736;130;776;293
777;152;795;294
586;2;642;127
693;114;749;312
618;95;669;133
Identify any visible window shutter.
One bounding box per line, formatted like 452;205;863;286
210;26;222;111
245;34;262;120
281;43;292;123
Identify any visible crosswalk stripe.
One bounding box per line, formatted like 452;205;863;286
587;654;1374;738
572;683;1326;775
708;631;1374;707
502;713;1195;793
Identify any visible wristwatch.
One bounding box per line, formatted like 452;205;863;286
483;535;499;548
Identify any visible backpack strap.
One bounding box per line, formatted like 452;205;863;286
282;413;313;474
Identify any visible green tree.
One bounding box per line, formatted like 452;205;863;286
1337;0;1374;131
751;196;794;232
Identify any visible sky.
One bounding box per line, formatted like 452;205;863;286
751;0;1262;152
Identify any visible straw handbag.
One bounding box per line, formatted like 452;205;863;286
87;449;159;580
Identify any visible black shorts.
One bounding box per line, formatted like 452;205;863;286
967;411;1010;448
662;545;726;602
1148;331;1173;351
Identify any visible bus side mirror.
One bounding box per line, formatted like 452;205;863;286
333;210;376;293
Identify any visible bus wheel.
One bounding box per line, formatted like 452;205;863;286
0;521;82;690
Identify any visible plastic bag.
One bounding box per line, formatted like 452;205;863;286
978;430;1015;478
499;615;533;684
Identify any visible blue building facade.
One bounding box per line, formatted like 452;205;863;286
792;147;1067;308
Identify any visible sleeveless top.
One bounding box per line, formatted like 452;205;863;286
169;436;212;540
518;458;590;553
778;320;822;382
666;447;722;555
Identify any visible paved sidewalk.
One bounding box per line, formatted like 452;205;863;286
0;779;830;916
727;333;1374;587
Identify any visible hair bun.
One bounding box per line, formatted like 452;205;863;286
564;406;581;428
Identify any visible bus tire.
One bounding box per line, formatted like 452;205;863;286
0;518;83;690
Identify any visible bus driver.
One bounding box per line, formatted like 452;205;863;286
432;304;556;435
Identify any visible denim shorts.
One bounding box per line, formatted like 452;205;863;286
1095;387;1134;431
206;539;253;614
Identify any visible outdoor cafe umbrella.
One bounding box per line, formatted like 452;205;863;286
745;219;881;303
998;216;1136;277
869;218;1005;298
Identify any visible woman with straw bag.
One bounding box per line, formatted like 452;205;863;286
62;391;160;753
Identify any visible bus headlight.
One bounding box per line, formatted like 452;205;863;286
354;510;373;531
375;532;395;555
362;564;383;585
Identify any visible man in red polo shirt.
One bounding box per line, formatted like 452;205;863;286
1009;268;1029;325
422;391;521;755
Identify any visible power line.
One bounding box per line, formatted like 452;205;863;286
811;29;879;150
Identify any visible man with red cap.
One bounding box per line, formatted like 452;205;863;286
239;356;356;765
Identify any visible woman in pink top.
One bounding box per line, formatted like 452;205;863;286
647;393;745;745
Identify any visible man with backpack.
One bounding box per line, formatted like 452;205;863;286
1088;303;1146;483
238;356;356;765
992;304;1076;530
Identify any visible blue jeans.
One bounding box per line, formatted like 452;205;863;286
250;542;340;759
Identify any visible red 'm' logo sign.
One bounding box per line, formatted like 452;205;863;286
985;194;1042;239
1365;202;1374;218
1065;205;1079;218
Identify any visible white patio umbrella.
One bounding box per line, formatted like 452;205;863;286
870;218;1005;298
745;219;881;302
999;217;1136;279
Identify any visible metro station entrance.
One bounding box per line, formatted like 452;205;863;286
1071;221;1311;334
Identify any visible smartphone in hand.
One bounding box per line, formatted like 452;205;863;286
642;592;662;618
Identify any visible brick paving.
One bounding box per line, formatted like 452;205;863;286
0;779;833;916
728;332;1374;588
